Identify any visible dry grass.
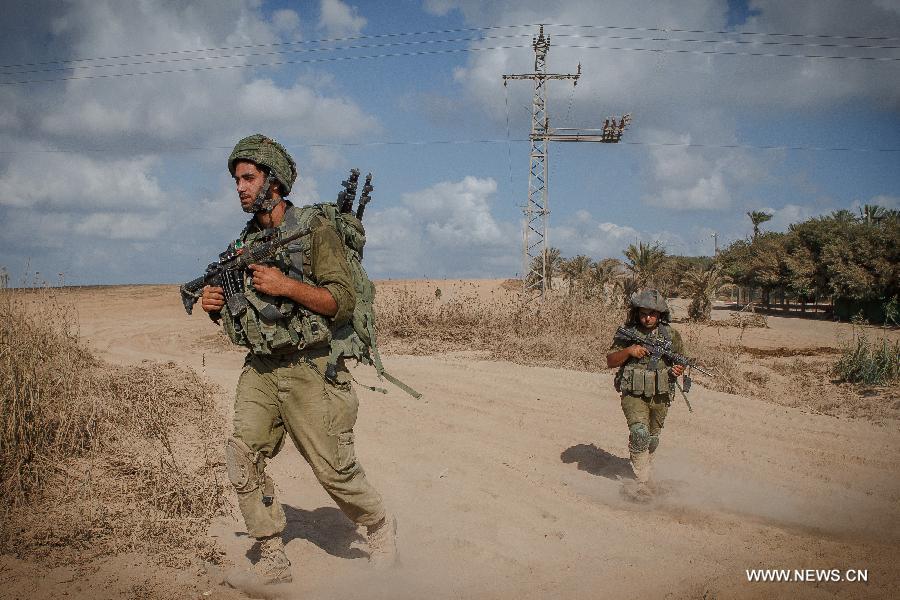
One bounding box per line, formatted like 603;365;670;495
704;312;769;329
375;282;898;424
0;286;228;566
376;286;624;371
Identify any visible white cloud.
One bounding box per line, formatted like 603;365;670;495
272;9;301;36
763;203;823;233
287;175;323;207
0;1;387;284
235;78;380;140
0;153;165;211
4;1;380;153
364;176;518;277
410;176;503;245
553;210;664;258
639;128;771;211
446;0;900;114
651;171;730;210
318;0;366;36
865;194;899;209
308;146;345;171
423;0;458;17
73;212;167;240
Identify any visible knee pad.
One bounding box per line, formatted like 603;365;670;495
225;437;266;494
648;434;660;454
628;423;651;453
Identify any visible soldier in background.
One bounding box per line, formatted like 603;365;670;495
606;290;686;500
200;134;396;586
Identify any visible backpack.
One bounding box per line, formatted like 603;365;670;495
313;202;422;399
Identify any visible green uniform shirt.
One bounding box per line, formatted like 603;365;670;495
245;206;356;325
304;214;356;325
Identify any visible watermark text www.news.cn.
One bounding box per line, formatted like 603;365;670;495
746;569;868;583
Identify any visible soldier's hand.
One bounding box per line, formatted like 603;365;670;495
200;285;225;313
627;344;649;359
671;364;686;377
248;264;290;297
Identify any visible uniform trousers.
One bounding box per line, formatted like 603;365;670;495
233;351;385;538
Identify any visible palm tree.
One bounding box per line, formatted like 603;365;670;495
747;211;773;240
623;241;667;289
526;246;562;292
588;257;624;301
560;254;592;297
682;264;730;321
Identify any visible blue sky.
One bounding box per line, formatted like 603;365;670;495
1;0;898;285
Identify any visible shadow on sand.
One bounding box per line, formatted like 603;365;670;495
561;443;634;481
245;505;367;562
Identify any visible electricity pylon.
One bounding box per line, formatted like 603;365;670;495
503;25;632;301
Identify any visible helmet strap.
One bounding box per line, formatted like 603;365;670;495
243;171;278;214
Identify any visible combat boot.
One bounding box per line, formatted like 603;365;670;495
251;535;292;584
366;514;397;568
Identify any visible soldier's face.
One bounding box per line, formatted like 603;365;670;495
233;161;267;211
638;308;660;328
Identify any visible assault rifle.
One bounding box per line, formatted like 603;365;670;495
615;326;712;412
614;326;712;376
179;226;312;316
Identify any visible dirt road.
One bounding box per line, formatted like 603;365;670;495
10;283;899;599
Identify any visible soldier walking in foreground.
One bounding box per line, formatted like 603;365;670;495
606;290;686;500
200;134;396;585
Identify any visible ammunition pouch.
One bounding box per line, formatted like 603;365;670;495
618;365;671;398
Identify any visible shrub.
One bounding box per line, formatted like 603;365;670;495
0;283;227;564
834;329;900;386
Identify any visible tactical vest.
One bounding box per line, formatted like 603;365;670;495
614;324;674;399
220;202;421;398
221;204;333;355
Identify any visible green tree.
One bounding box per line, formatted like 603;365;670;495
623;241;668;290
748;232;789;307
747;210;773;240
682;264;730;321
588;257;624;302
790;213;899;301
560;254;592;297
526;246;562;291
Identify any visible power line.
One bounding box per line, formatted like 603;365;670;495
2;21;898;85
5;28;895;78
0;23;538;70
551;32;900;52
4;20;895;72
551;42;900;62
4;39;898;86
6;137;894;156
0;44;535;85
0;32;536;78
547;22;900;44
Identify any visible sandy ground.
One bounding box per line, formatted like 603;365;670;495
3;281;899;599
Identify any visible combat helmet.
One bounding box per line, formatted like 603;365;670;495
628;289;671;323
228;134;298;212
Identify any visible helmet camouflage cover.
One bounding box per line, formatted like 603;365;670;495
629;289;670;319
228;134;297;196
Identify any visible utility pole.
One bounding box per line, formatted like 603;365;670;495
503;25;632;301
710;231;719;256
